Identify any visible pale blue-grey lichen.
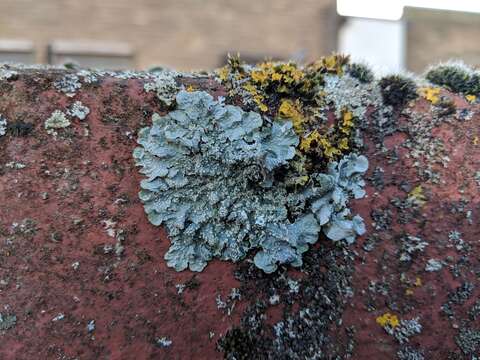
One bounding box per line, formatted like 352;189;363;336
0;312;16;330
0;115;7;136
67;101;90;120
134;90;368;273
143;70;180;106
310;154;368;244
54;73;82;97
45;110;70;135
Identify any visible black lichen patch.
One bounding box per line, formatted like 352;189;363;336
7;120;34;137
218;317;269;360
379;75;418;108
426;65;480;96
217;242;355;359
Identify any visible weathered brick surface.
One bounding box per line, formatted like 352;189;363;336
0;67;479;359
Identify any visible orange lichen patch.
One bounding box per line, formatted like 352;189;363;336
278;99;305;133
419;87;441;105
251;69;269;84
376;313;400;328
376;313;400;329
319;137;342;159
340;110;354;135
299;130;321;152
217;66;229;82
297;109;355;160
338;137;350;150
243;83;268;112
249;61;305;94
466;94;477;103
309;54;349;75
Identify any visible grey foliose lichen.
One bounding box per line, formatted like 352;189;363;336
45;110;70;136
143;70;180;106
134;90;368;273
54;73;82;97
0;115;7;136
67;101;90;120
310;154;368;243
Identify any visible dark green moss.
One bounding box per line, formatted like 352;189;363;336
347;63;374;83
426;65;480;95
379;75;418;108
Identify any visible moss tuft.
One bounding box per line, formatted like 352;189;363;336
347;62;374;83
379;75;418;108
426;64;480;96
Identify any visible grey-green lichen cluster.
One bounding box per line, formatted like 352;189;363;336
44;110;70;135
0;115;7;136
67;101;90;120
134;90;368;273
143;70;181;106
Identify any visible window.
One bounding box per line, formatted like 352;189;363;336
48;40;134;70
0;40;35;65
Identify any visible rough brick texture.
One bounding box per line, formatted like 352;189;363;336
0;66;479;359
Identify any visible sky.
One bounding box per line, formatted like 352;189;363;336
337;0;480;20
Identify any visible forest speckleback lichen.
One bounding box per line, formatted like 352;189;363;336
134;89;368;273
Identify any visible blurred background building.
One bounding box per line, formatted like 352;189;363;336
0;0;478;73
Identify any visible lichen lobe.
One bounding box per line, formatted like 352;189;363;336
134;90;367;273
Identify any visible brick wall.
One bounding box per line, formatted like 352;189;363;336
0;0;337;70
406;8;480;72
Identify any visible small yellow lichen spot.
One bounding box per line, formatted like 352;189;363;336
405;288;414;296
319;137;341;159
408;185;427;206
466;94;477;103
299;130;321;152
340;110;355;135
376;312;400;328
218;66;229;82
257;102;268;112
251;70;269;84
338;137;350;150
278;99;304;133
314;54;349;75
243;83;268;112
323;56;337;71
473;136;479;146
419;87;441;105
414;277;422;287
272;73;283;81
343;111;353;123
186;85;195;92
253;95;268;112
243;83;257;94
291;175;310;187
290;69;304;82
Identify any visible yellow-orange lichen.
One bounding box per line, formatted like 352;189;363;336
419;87;441;105
376;312;400;328
278;99;305;133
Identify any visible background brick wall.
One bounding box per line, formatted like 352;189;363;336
0;0;337;70
406;8;480;72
